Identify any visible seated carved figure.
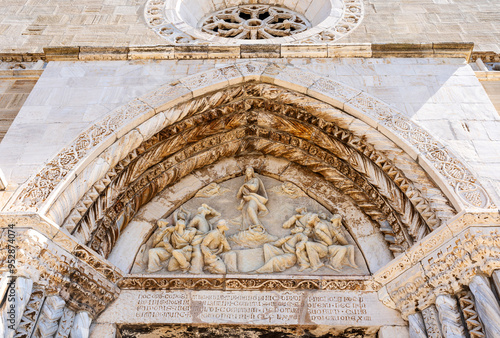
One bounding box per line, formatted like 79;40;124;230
167;219;201;272
304;214;332;271
200;220;232;274
147;219;175;273
254;226;310;274
325;215;358;271
304;213;357;272
188;204;220;233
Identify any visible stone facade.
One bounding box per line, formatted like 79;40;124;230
1;0;500;337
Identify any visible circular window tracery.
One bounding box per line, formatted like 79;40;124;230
144;0;364;44
199;5;311;40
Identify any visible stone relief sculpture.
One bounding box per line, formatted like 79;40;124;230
269;182;307;199
194;183;230;198
254;226;309;274
143;168;361;275
236;166;269;230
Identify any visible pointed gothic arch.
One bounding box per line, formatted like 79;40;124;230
3;61;492;263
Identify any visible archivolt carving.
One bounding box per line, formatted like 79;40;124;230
81;130;416;257
347;93;493;209
53;84;456;260
6;66;488;243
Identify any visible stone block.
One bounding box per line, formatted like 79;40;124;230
43;47;80;61
128;46;175;60
240;44;281;58
79;47;129;61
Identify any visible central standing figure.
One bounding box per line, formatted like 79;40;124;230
236;166;269;230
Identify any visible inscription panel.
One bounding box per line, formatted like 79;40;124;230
98;290;404;326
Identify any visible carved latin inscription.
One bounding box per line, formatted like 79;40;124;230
97;290;405;326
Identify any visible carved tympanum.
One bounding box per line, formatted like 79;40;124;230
137;169;367;276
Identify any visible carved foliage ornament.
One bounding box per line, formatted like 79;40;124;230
385;228;500;318
0;229;120;317
118;276;378;291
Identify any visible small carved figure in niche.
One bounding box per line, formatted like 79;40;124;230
188;204;221;233
236;166;269;230
167;218;201;272
200;220;232;274
253;226;310;274
147;219;175;273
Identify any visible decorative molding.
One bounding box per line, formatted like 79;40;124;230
422;305;443;338
457;290;485;338
468;275;500;338
435;294;466;338
14;286;45;338
58;83;454;259
382;226;500;318
35;295;66;338
54;308;75;338
0;43;474;62
374;212;500;285
408;312;427;338
0;229;120;318
118;276;379;291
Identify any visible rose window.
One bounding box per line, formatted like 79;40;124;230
199;5;311;40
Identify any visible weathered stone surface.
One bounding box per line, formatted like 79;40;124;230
97;290;406;327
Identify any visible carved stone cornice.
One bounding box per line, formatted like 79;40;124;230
0;43;474;62
0;225;121;318
118;275;380;292
375;212;500;318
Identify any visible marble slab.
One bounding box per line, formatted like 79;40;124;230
97;289;405;327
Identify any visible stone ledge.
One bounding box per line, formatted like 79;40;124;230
0;43;476;62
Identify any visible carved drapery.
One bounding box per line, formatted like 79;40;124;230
55;83;455;259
